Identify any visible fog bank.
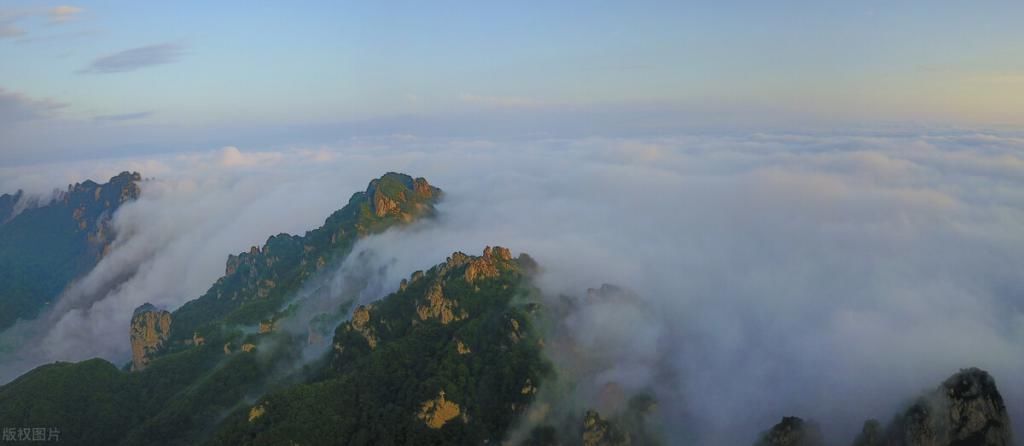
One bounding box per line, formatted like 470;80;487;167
2;132;1023;443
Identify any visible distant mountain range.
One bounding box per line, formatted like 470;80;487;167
0;172;1013;445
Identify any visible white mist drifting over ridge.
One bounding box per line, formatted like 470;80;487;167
1;133;1023;444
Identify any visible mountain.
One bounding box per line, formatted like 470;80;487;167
0;172;445;445
754;417;825;446
0;171;1014;445
131;172;441;370
0;171;141;331
757;368;1014;446
211;246;549;445
0;190;24;224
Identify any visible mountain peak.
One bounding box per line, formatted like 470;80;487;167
364;172;440;219
109;171;143;184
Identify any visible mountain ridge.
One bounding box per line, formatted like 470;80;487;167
0;171;142;331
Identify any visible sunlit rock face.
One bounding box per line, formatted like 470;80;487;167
417;390;462;429
129;303;171;371
365;173;440;220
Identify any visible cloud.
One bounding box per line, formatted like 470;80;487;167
92;111;153;122
48;5;83;23
218;145;284;167
80;43;186;74
0;23;25;38
0;88;67;126
1;132;1023;443
0;5;83;40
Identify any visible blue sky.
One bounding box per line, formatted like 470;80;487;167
1;1;1023;163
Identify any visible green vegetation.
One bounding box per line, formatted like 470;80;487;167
0;173;453;445
0;173;629;445
210;248;550;446
166;172;440;353
0;172;141;332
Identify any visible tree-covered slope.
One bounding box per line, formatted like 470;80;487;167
0;171;141;331
211;246;550;446
162;172;441;353
0;172;444;445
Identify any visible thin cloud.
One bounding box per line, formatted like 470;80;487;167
0;88;67;126
0;5;83;40
48;6;83;23
0;23;25;38
80;43;186;74
92;111;153;122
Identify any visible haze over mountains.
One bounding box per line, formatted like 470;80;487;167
0;132;1021;444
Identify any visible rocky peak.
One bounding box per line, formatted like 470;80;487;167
766;368;1012;446
364;173;440;219
754;417;825;446
64;171;141;207
410;246;521;325
895;368;1013;446
130;303;171;371
107;171;142;203
465;246;512;283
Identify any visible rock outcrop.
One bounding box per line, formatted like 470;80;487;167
347;305;378;349
887;368;1013;446
754;417;825;446
248;403;267;423
417;390;462;429
464;246;512;283
416;282;466;324
365;173;440;220
764;368;1012;446
130;303;171;371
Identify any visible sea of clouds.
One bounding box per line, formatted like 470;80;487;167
1;131;1023;443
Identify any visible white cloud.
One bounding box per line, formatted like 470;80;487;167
1;131;1023;443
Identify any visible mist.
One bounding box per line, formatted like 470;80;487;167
1;132;1023;443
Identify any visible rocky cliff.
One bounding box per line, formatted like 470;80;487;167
129;304;171;371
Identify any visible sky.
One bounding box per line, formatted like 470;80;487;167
1;1;1023;164
2;3;1024;441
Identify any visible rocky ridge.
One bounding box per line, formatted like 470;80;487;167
0;171;142;331
760;368;1013;446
